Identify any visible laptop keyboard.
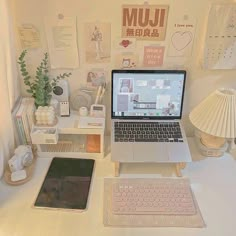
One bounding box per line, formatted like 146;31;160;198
114;122;183;142
112;178;196;215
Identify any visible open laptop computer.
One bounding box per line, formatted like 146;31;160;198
111;69;192;163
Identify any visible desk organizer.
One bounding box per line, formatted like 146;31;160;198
31;126;58;144
34;113;105;158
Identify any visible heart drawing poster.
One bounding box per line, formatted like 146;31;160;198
168;16;196;57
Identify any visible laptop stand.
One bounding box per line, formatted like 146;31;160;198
114;161;187;177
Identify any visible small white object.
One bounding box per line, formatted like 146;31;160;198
59;101;70;116
90;104;106;117
11;169;27;182
15;145;30;155
52;79;70;102
14;145;33;167
8;154;24;172
79;106;88;116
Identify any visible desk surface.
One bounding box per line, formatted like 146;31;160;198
0;138;236;236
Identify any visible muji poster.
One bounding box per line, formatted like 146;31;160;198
122;4;169;40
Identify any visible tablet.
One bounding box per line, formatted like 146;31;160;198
34;157;95;211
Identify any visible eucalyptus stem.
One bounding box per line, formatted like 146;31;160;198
18;50;72;108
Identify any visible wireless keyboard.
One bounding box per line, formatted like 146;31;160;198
112;178;196;215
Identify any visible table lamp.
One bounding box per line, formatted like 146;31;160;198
189;88;236;156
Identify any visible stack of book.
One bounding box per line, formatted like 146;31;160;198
12;97;35;145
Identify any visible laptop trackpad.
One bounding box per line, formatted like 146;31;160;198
112;142;134;161
133;143;168;162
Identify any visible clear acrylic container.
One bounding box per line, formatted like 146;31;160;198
194;129;228;157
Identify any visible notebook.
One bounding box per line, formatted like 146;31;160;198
111;69;192;163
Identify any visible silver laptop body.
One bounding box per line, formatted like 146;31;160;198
111;70;192;163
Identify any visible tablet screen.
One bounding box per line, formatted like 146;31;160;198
34;157;95;210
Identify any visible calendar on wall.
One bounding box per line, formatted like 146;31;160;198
203;4;236;69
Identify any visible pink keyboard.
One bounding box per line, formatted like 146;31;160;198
112;178;196;215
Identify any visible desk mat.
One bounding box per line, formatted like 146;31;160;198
103;178;206;228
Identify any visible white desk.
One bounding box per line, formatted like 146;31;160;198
0;138;236;236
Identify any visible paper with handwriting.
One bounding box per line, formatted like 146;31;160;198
168;16;196;57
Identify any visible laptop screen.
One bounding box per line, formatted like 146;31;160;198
111;70;186;119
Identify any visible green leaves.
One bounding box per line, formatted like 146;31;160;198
18;50;33;93
26;89;33;94
18;50;72;108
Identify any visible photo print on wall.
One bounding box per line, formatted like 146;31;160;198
84;22;111;64
86;69;107;87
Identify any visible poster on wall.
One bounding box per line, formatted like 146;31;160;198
114;52;138;69
86;69;107;88
122;4;169;41
18;24;41;49
113;37;136;51
143;45;165;67
84;22;111;64
167;16;196;57
44;16;79;69
203;4;236;69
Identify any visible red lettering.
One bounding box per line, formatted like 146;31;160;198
123;6;168;32
138;9;150;27
159;9;165;27
123;8;138;26
149;9;159;27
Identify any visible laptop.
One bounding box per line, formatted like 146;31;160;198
111;69;192;163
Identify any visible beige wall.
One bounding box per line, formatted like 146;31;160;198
12;0;236;136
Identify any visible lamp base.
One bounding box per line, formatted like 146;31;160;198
200;132;226;149
194;130;228;157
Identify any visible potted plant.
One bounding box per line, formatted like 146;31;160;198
18;50;72;108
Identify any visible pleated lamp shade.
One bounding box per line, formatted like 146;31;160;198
189;88;236;138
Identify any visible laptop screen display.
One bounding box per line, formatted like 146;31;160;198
111;70;186;119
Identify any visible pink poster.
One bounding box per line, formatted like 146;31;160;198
143;46;165;67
